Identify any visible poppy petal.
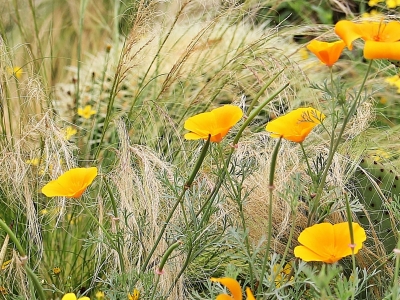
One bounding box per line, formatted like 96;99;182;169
335;20;364;50
184;105;242;142
296;223;337;262
364;41;400;60
245;287;256;300
294;245;328;262
211;277;242;300
307;40;346;66
266;107;325;143
381;21;400;42
333;223;366;257
42;167;97;198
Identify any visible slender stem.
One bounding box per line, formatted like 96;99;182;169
233;83;289;145
0;219;25;256
25;266;47;300
0;219;46;300
344;193;357;300
257;137;282;299
308;60;374;225
392;235;400;300
247;69;286;114
140;137;210;273
300;142;316;186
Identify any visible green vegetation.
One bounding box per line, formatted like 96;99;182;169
0;0;400;299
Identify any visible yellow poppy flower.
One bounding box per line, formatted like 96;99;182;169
78;105;96;119
265;107;325;143
294;222;366;264
335;20;400;60
306;40;346;66
184;105;243;142
211;277;255;300
42;167;98;198
62;293;90;300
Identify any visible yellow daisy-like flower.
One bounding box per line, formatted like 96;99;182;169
127;289;140;300
265;107;325;143
361;10;383;20
306;40;346;67
386;0;400;8
62;293;90;300
53;266;61;275
42;167;98;198
211;277;255;300
78;105;96;119
26;157;40;166
7;66;23;79
294;222;366;264
95;291;105;299
385;75;400;85
64;126;78;140
184;105;243;142
271;263;293;287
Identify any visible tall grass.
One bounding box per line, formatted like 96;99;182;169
1;0;400;299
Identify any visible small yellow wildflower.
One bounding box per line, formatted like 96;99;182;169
385;75;400;85
53;267;61;275
298;47;309;60
368;0;384;6
361;9;383;20
386;0;400;8
128;289;140;300
64;126;77;140
62;293;90;300
371;149;391;161
6;66;23;79
0;286;7;295
379;96;388;104
26;157;40;166
77;105;96;119
271;263;293;287
95;291;105;299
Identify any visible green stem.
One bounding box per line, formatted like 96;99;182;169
257;137;282;299
0;219;25;256
195;83;289;219
392;235;400;300
308;59;373;225
300;142;316;186
0;219;46;300
344;193;357;300
25;266;47;300
246;69;286;114
233;83;289;145
140;137;210;273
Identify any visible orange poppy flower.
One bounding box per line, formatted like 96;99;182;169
211;277;255;300
42;167;98;198
335;20;400;60
294;222;366;264
265;107;325;143
184;105;243;142
306;40;346;66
